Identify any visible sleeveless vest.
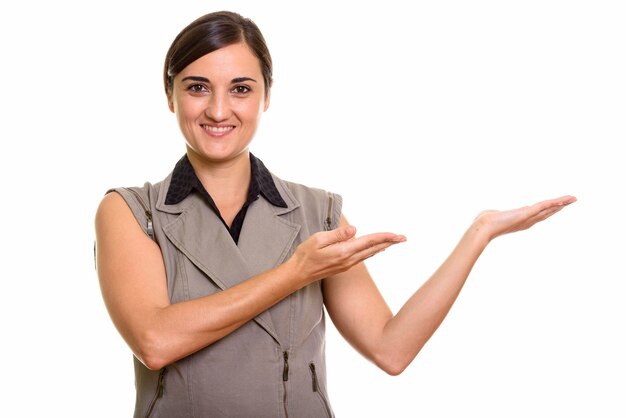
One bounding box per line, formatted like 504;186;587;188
113;170;342;418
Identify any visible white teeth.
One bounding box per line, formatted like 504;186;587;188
203;125;234;133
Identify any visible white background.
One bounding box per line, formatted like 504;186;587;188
1;1;624;417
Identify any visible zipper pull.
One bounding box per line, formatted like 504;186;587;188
146;210;154;240
124;187;155;241
283;351;289;381
157;368;167;397
309;363;318;392
324;193;333;231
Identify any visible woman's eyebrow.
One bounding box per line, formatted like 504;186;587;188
232;77;257;83
180;76;257;84
181;76;210;83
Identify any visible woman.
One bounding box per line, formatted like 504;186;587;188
94;11;576;418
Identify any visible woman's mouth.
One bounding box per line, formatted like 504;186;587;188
202;124;235;137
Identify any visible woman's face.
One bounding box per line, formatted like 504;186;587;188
168;42;270;165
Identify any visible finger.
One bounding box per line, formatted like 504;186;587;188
318;225;357;248
556;195;577;205
342;232;406;256
353;239;403;262
524;195;575;219
534;195;577;211
522;207;564;228
517;200;573;230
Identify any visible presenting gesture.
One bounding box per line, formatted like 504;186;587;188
94;9;579;416
474;195;577;241
322;195;577;376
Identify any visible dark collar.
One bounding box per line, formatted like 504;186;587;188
164;153;288;209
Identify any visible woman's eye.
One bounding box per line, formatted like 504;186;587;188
232;85;251;94
188;84;208;93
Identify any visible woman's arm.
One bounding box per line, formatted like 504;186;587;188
323;195;576;376
95;192;405;370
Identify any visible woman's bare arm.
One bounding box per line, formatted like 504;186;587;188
323;195;576;375
95;192;405;370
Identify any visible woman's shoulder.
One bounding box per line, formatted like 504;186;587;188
98;176;170;238
105;171;172;207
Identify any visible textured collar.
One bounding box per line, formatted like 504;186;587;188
164;153;287;208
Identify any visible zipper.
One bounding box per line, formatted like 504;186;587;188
309;362;318;392
124;187;155;240
309;363;332;418
145;368;167;418
282;351;289;418
324;193;333;231
283;351;289;382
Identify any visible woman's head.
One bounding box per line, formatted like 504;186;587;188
164;11;272;98
164;12;272;165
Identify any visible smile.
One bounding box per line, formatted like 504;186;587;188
202;125;235;133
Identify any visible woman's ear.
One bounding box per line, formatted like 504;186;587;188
263;88;271;112
167;93;175;113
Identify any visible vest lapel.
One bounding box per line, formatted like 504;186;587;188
158;187;300;346
237;197;301;276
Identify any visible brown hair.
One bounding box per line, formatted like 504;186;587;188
163;11;273;96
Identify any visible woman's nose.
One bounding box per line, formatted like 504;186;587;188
205;92;231;121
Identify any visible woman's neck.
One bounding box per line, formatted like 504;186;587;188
187;149;252;209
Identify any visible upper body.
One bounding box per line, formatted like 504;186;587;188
111;154;343;417
94;10;576;418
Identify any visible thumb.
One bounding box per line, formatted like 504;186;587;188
328;225;357;245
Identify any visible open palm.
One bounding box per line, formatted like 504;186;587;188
475;195;577;240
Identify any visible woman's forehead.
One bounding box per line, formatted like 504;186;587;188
177;43;263;80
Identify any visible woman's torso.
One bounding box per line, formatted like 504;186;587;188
113;169;342;418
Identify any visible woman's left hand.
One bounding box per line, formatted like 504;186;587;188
473;195;577;241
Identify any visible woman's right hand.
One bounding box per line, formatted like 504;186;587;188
471;195;577;242
286;225;406;285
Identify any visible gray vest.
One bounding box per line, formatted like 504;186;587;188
114;171;342;418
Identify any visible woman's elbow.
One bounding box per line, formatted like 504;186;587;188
378;359;409;377
138;352;169;371
133;329;172;371
374;348;421;376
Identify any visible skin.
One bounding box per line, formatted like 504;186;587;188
95;41;577;373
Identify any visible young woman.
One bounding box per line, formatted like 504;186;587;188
94;11;576;417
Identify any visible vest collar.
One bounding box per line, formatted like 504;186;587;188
154;174;301;345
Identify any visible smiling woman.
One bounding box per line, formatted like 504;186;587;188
94;10;575;418
168;43;270;175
